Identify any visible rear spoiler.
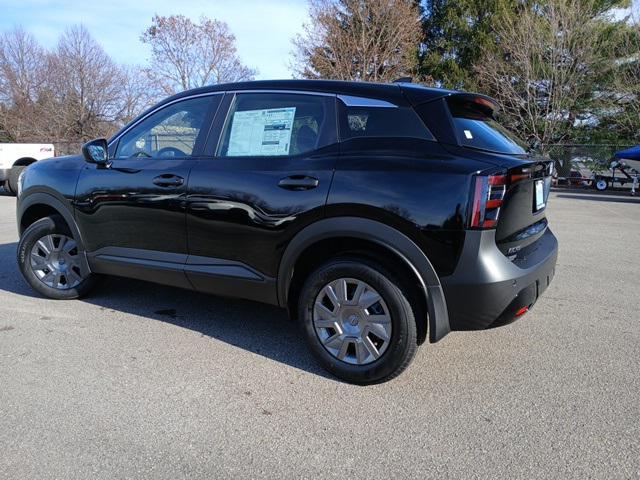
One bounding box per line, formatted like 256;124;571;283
445;93;499;117
400;85;499;115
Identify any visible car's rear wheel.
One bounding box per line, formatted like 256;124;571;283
298;257;417;384
18;215;96;299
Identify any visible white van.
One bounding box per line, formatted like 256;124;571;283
0;143;55;195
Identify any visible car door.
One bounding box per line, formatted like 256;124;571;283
185;91;338;303
75;93;222;287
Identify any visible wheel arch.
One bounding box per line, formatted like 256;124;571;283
18;192;84;248
278;217;451;343
13;157;38;167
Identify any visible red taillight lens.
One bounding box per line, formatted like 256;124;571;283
510;170;532;184
469;173;507;229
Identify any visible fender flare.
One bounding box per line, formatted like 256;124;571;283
17;192;90;273
277;217;450;342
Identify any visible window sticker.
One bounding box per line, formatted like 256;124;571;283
464;129;473;140
227;107;296;156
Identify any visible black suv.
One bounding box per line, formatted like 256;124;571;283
16;80;557;384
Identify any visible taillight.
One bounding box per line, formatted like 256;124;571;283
469;173;507;229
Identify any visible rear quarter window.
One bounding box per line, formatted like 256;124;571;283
338;98;434;141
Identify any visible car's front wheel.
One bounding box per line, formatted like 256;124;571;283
299;258;418;384
18;215;97;299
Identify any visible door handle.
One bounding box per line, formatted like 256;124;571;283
278;175;319;191
153;174;184;187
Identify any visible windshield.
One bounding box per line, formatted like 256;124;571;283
447;98;528;155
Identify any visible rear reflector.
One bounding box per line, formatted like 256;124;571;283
515;306;529;317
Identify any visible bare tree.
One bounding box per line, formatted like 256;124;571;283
141;15;256;95
117;65;162;125
292;0;423;82
475;0;620;148
0;24;157;146
49;25;130;140
0;27;48;104
0;27;52;140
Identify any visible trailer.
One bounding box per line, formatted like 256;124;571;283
592;145;640;194
0;143;55;196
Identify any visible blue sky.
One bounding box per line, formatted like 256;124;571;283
1;0;638;80
0;0;309;79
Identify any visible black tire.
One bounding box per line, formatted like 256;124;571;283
17;215;97;299
298;257;418;385
5;177;16;195
7;166;25;196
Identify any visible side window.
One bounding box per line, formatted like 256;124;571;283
338;97;434;141
115;96;217;159
218;93;336;157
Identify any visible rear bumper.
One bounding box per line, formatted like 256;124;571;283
0;168;9;181
440;228;558;330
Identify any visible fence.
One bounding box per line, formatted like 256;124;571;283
545;144;634;177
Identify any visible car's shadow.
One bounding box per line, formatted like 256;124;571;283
0;241;331;380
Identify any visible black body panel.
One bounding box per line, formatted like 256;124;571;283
18;155;84;212
74;158;194;255
327;138;491;276
186;152;336;278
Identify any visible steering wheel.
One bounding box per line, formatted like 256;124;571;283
157;147;186;158
131;150;151;158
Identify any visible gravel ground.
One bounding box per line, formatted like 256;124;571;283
0;189;638;479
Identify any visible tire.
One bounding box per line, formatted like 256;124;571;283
298;257;418;385
6;166;25;196
595;179;608;191
17;215;97;299
5;177;16;195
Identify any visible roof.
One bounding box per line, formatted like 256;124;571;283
113;79;491;143
166;79;459;107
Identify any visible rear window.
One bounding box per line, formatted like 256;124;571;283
338;101;434;141
446;97;528;155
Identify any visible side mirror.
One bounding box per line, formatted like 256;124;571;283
82;138;109;165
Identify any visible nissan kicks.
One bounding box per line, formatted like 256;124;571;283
16;80;558;384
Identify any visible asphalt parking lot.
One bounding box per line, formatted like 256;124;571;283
0;189;638;479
